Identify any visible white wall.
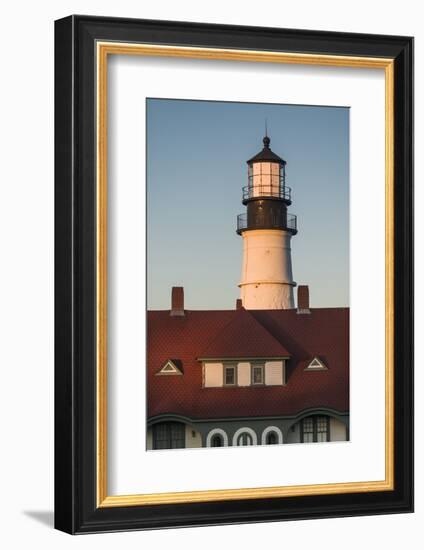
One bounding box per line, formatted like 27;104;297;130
0;1;421;549
286;422;301;444
146;428;153;450
240;230;295;309
330;417;347;442
185;424;203;448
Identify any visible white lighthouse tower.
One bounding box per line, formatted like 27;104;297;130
237;134;297;309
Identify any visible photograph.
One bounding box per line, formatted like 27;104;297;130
146;98;350;450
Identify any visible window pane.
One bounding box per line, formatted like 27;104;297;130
303;418;313;432
211;435;222;447
316;416;328;442
170;423;185;448
155;424;167;438
317;416;327;432
266;432;277;444
153;422;185;449
252;366;263;384
153;423;169;449
225;367;235;385
301;417;314;443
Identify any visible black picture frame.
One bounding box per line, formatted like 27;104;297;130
55;15;414;534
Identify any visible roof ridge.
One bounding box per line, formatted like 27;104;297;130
240;308;290;349
197;308;245;357
198;307;290;359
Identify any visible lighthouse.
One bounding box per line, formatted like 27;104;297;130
237;134;297;310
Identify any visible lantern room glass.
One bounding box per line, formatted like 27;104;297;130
248;161;286;199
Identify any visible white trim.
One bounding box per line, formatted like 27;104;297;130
232;427;258;446
261;426;284;445
206;428;229;447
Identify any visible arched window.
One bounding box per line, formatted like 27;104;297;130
211;434;223;447
261;426;283;445
233;427;258;447
206;428;229;447
266;431;278;445
152;422;185;449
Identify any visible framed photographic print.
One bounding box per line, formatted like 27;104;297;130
54;15;413;533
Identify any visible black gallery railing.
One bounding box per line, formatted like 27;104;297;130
236;212;298;234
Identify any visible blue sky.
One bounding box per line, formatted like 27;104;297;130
147;98;349;310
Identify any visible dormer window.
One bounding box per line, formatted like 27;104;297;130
305;357;328;371
156;359;183;376
202;360;286;388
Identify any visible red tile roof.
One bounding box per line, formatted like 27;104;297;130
147;308;349;420
198;308;290;359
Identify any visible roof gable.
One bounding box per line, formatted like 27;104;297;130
304;356;328;371
156;359;183;375
198;308;290;359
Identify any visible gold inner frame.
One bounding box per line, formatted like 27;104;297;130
96;42;395;508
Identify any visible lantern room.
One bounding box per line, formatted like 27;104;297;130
243;136;291;204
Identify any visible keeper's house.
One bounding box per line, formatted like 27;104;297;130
147;286;349;450
147;135;349;450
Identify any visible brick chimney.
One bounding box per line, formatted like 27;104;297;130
170;286;185;317
297;285;310;314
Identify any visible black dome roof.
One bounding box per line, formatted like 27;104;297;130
247;136;286;165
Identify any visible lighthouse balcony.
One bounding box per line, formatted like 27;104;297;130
236;212;298;235
242;179;292;205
